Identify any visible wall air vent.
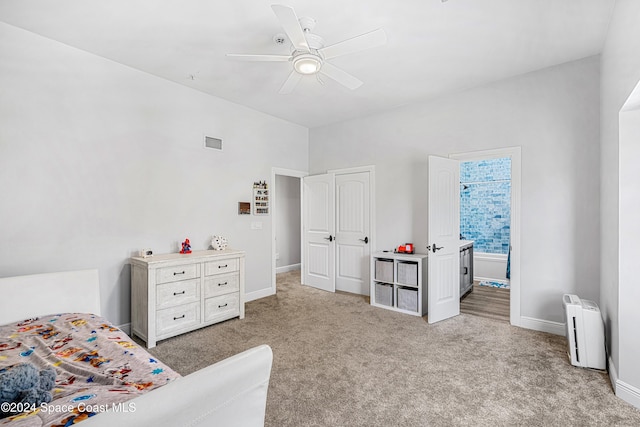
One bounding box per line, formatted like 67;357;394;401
204;136;223;151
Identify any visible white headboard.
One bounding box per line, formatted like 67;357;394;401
0;269;101;325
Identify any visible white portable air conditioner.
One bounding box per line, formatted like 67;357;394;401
562;294;606;370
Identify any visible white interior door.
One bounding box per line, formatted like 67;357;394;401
427;155;460;323
335;172;370;295
303;173;335;292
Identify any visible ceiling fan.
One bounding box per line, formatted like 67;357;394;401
226;4;387;94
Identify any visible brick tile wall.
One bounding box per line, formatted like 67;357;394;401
460;158;511;254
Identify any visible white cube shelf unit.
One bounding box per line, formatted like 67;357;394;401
370;252;428;316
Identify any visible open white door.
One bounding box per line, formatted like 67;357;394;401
427;155;460;324
303;173;335;292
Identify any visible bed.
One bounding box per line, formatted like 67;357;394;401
0;269;272;427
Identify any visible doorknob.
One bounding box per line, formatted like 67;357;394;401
359;236;369;244
431;243;443;253
324;235;333;242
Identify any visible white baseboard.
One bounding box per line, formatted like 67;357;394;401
118;322;131;335
276;263;301;274
616;379;640;409
245;287;275;302
608;354;640;409
518;316;565;336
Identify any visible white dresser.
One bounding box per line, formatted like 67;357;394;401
130;249;245;348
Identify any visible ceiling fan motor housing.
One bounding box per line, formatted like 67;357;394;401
290;28;325;75
298;16;316;33
291;32;324;51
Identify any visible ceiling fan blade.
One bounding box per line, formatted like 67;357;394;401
319;28;387;60
279;71;303;94
271;4;310;52
319;62;363;90
226;54;290;62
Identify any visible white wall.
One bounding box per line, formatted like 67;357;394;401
275;175;301;269
310;56;600;324
619;107;640;396
600;0;640;406
0;23;308;326
601;0;640;403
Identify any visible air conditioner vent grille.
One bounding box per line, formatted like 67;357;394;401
204;136;223;151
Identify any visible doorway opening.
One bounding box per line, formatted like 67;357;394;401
458;157;510;321
450;148;521;326
271;168;307;295
275;175;302;274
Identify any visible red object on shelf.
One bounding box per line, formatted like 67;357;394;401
397;243;414;254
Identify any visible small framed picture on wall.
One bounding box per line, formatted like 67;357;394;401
238;202;251;215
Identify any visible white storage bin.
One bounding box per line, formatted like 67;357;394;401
375;283;393;306
397;287;418;312
375;259;394;283
397;261;418;286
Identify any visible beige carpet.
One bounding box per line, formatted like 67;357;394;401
147;271;640;426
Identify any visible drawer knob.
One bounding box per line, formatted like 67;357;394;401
173;314;185;320
218;282;228;287
173;290;185;296
173;271;186;276
218;264;228;269
218;303;228;308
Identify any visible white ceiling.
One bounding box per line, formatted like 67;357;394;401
0;0;614;128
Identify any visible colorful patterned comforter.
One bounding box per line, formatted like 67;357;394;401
0;313;180;426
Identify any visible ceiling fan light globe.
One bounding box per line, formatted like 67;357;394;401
293;55;322;75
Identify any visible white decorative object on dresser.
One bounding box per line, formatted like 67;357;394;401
370;252;428;316
131;249;245;348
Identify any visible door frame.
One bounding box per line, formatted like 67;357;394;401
271;167;308;294
449;147;521;327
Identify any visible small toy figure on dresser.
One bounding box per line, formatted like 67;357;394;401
180;238;192;254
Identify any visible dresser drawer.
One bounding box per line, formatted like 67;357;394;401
157;279;200;309
157;302;200;336
204;273;239;298
204;258;239;276
156;264;199;284
204;293;239;323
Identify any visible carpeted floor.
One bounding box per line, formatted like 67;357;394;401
146;270;640;426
